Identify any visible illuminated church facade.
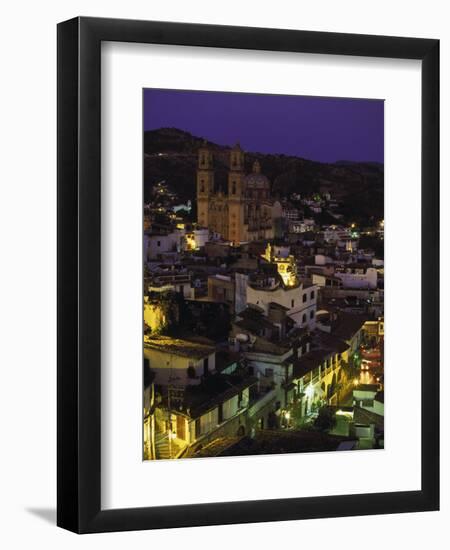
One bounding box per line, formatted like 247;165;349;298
197;143;281;243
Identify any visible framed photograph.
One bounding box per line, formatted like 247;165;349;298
57;17;439;533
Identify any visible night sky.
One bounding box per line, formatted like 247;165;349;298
143;89;384;164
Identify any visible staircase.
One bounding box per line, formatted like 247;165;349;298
155;435;172;460
155;434;186;459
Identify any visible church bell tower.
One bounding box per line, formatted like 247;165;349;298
197;143;214;228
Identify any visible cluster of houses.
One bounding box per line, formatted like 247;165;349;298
143;150;384;460
143;235;384;460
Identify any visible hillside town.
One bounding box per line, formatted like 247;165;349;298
143;142;384;460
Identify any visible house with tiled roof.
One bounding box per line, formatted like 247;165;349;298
144;334;258;459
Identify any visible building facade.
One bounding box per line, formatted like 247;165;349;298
197;143;279;243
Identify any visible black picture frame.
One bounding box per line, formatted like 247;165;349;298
57;16;439;533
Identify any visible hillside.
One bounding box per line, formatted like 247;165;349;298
143;127;384;224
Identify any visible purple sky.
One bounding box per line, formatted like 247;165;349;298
143;89;384;163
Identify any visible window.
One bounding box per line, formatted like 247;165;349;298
291;299;295;308
157;241;161;247
310;290;315;300
310;310;315;319
302;293;307;303
232;182;236;194
302;314;307;324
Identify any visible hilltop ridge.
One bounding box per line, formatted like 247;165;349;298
144;127;384;224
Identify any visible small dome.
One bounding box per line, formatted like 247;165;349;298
244;160;270;188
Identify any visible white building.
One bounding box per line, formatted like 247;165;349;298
145;230;185;260
234;272;249;314
294;346;347;415
246;280;318;330
231;307;309;413
322;225;352;243
288;218;315;234
144;336;216;386
334;266;378;289
283;208;301;221
355;387;384;416
315;254;334;266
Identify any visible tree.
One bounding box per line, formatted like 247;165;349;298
313;406;336;432
340;356;359;382
290;399;304;428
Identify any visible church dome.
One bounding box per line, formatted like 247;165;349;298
244;160;270;188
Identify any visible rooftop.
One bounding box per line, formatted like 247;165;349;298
331;312;368;341
234;318;275;334
144;335;215;360
354;383;379;392
293;349;332;378
268;301;290;311
174;373;258;419
315;331;350;354
238;306;277;329
293;333;348;378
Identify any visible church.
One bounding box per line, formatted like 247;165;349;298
196;143;281;244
